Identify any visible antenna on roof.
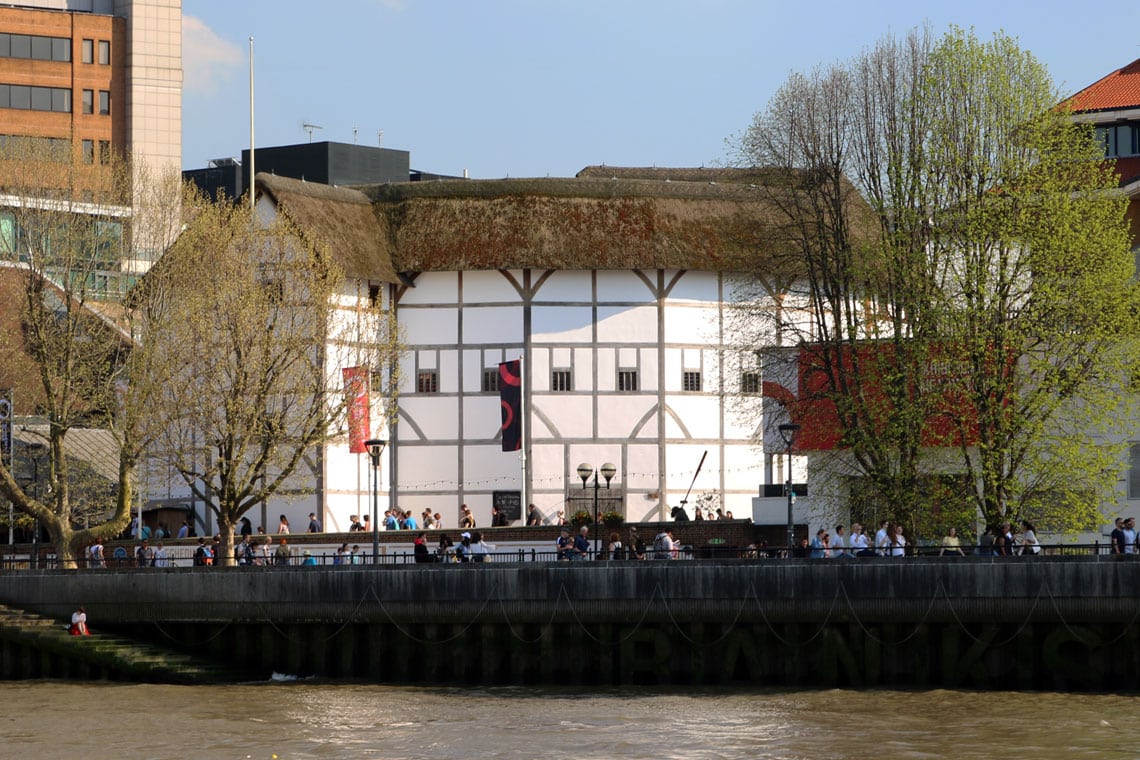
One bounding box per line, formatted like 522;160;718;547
377;129;384;147
353;126;358;144
303;122;322;142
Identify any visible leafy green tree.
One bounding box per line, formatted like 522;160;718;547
734;27;1137;535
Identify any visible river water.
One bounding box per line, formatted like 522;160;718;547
1;682;1135;759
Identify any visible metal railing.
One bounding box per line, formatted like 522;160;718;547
0;541;1132;571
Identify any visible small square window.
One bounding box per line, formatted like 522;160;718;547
741;371;760;395
97;140;111;164
417;370;439;394
367;282;381;307
97;40;110;65
82;89;93;114
617;370;638;392
551;369;572;392
81;139;94;164
98;90;110;115
682;371;702;392
81;39;93;64
481;368;499;393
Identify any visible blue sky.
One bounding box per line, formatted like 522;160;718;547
181;0;1140;179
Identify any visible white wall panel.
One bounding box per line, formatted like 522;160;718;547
396;444;460;489
597;270;654;302
573;348;594;391
462;270;522;303
535;270;592;302
665;270;719;302
464;306;524;343
439;350;460;393
598;306;657;343
533;394;595;438
399;397;460;440
597;396;657;440
667;395;724;439
401;272;457;305
403;308;458;345
532;306;594;342
664;303;721;344
463;396;503;442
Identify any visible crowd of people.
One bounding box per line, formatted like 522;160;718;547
794;520;1047;558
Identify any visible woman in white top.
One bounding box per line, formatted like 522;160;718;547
278;515;290;534
890;524;907;557
1019;520;1041;555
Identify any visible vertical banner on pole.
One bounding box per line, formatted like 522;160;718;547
0;389;11;469
499;360;522;452
342;367;370;454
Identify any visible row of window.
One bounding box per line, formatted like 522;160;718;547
0;35;111;65
1097;124;1139;159
0;33;71;63
0;83;71;113
0;134;112;163
413;369;729;394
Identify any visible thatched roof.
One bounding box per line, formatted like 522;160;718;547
359;170;809;274
256;173;399;284
253;167;871;280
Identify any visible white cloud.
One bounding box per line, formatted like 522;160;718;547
182;15;243;95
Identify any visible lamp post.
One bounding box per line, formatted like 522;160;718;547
778;423;800;555
364;438;386;564
577;462;616;558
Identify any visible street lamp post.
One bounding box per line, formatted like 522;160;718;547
577;462;617;558
778;423;800;555
364;438;386;564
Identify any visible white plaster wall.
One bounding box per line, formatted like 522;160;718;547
532;395;595;439
462;270;522;303
597;270;655;302
666;395;724;440
402;307;458;346
597;306;658;343
667;270;720;302
597;396;657;440
462;396;504;442
402;272;457;304
463;306;524;343
399;397;459;441
664;302;721;344
533;306;595;342
534;270;592;301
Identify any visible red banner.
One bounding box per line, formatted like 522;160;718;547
342;366;370;454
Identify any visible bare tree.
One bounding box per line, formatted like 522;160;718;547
135;190;398;565
0;139;182;565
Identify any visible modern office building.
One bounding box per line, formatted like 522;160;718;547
0;0;181;289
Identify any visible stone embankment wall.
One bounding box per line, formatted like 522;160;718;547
2;556;1137;689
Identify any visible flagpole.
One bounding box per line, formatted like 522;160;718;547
248;36;255;213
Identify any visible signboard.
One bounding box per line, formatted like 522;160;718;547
492;490;522;522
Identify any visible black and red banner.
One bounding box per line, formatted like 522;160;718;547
498;360;521;451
